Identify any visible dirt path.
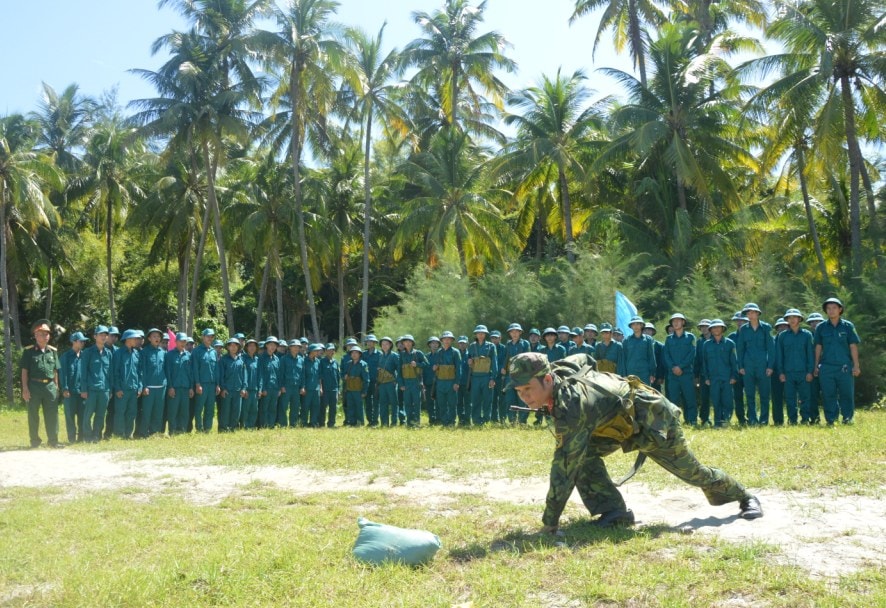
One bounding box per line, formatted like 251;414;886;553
1;449;882;579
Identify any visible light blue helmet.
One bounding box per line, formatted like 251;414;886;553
440;331;455;339
325;343;336;350
401;334;415;343
146;328;163;338
507;323;523;333
822;297;843;312
598;323;612;333
212;339;224;347
288;339;301;347
175;332;189;342
365;334;378;343
742;302;762;314
457;335;469;344
784;308;803;320
345;338;358;347
570;327;582;336
473;325;489;335
584;324;598;333
309;343;324;353
264;336;278;344
427;336;441;344
708;319;727;329
201;328;216;337
70;331;89;343
108;326;120;336
542;327;557;336
225;338;241;348
94;325;110;335
556;325;570;334
628;316;644;326
775;318;788;328
489;330;501;338
379;336;394;346
121;329;140;341
806;312;824;324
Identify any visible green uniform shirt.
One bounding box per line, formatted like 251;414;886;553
20;344;61;384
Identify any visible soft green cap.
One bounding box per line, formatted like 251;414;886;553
505;352;551;390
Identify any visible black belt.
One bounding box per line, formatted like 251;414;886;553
29;378;52;384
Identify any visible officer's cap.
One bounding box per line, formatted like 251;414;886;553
309;343;324;353
489;330;501;338
457;336;469;344
528;328;541;337
708;319;727;329
697;319;712;327
379;336;394;345
742;302;762;314
94;325;110;336
775;318;788;327
505;352;551;391
644;322;656;333
225;338;241;348
584;324;598;333
201;328;216;337
401;334;415;343
669;313;687;322
108;326;121;336
507;323;523;333
31;319;52;334
628;316;644;327
427;336;441;344
570;327;582;336
542;327;558;336
146;328;163;338
288;339;301;347
822;297;843;312
473;324;489;335
364;334;378;343
598;322;612;333
441;331;455;339
212;339;224;347
556;325;570;334
70;331;89;343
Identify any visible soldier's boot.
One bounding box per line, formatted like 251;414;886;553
739;496;763;520
593;508;635;527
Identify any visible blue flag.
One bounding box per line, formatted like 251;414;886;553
615;291;638;337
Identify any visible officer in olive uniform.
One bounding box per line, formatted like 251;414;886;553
59;331;88;443
814;298;861;425
20;320;62;448
506;352;762;532
467;325;499;425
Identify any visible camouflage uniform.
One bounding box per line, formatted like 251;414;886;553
506;353;755;528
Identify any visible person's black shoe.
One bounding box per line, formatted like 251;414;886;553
739;496;763;520
593;509;635;527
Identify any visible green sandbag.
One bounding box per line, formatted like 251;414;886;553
352;517;442;566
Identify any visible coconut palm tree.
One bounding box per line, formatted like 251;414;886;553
739;0;886;276
498;69;607;263
253;0;346;340
341;23;407;339
402;0;516;137
0;115;63;402
570;0;665;87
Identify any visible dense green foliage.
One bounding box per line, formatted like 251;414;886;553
1;0;884;404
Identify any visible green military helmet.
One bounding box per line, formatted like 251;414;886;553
775;318;788;329
489;330;501;339
234;332;246;341
288;339;301;347
669;313;687;322
69;331;89;343
108;326;121;336
225;337;241;349
628;315;644;327
245;338;258;347
806;312;824;324
258;341;266;349
505;352;551;390
401;334;415;344
213;339;224;348
364;334;378;343
146;328;163;338
584;323;598;333
300;337;309;345
457;335;469;344
345;338;358;347
473;324;489;335
175;332;189;342
507;323;523;333
822;297;843;312
542;327;558;337
697;319;712;328
598;322;612;333
708;319;727;329
742;302;762;314
731;311;748;322
186;337;195;344
427;336;441;345
349;345;364;354
556;325;570;334
570;327;581;336
325;343;336;351
379;336;394;346
94;325;110;336
528;328;541;337
784;308;803;320
264;335;278;344
644;322;656;335
613;327;624;336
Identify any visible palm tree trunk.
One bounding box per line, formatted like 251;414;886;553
558;167;576;263
455;230;469;276
676;176;688;211
337;246;345;345
45;266;53;319
0;187;14;404
8;273;21;349
255;256;270;338
188;200;213;334
275;273;284;339
628;0;647;88
796;147;830;286
177;228;192;330
859;161;882;269
360;107;373;339
840;76;863;277
106;196;116;325
202;141;236;332
290;64;320;340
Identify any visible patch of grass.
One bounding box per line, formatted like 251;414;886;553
0;486;883;607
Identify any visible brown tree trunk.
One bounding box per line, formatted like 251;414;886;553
106;196;116;326
360;106;373;339
254;255;270;339
0;186;14;403
188;199;213;334
859;161;882;269
628;0;647;88
559;167;576;263
840;76;863;277
177;228;192;330
45;266;53;320
202;141;235;332
796;147;831;286
337;246;345;344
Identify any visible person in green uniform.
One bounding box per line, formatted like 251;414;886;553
503;323;531;423
362;336;381;426
556;325;575;353
506;352;763;532
240;339;260;429
164;332;193;434
424;336;441;424
281;339;306;427
190;329;220;433
467;325;499;425
139;328;167;437
805;312;824;424
528;328;541;352
375;337;400;427
623;316;656;386
662;313;697;425
320;343;341;428
568;327;594;357
59;331;88;443
644;323;666;394
218;338;247;432
814;298;861;425
727;313;747;425
488;330;507;423
303;344;324;427
78;326;113;442
258;337;282;429
594;323;624;375
583;324;598;349
736;304;775;426
613;327;624;343
776;309;813;425
434;331;462;427
111;329;143;439
456;336;471;426
770;317;789;425
398;335;427;427
20;320;62;448
701;320;738;427
342;345;369;426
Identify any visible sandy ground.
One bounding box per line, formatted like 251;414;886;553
1;449;883;579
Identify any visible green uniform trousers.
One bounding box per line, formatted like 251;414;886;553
83;390;110;442
376;382;397;426
113;389;138;439
27;382;59;447
241;390;259;429
62;393;84;443
140;390;165;437
166;390;190;434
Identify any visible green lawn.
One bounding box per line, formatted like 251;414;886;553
1;408;884;607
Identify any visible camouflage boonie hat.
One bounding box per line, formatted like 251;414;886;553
505;352;551;390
